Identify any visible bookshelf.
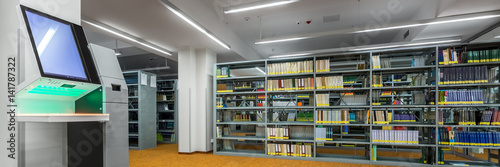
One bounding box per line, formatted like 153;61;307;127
213;42;500;166
156;79;178;143
124;71;157;150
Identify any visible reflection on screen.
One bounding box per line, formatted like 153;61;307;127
25;10;88;81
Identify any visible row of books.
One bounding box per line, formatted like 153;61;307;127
394;114;417;122
315;94;329;106
373;110;392;124
316;76;344;89
372;130;419;145
409;74;427;86
217;111;264;122
438;109;500;125
439;48;460;65
216;126;231;137
316;109;349;124
438;66;491;85
267;127;290;139
267;143;313;157
411;56;426;67
439;48;500;65
372;56;391;69
267;61;314;75
267;78;314;91
438;129;500;147
271;112;314;122
315;59;330;72
372;75;383;87
234;81;266;89
437;89;485;105
216;66;230;78
315;127;349;141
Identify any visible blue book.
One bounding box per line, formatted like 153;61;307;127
488;132;493;147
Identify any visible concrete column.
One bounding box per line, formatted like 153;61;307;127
178;47;215;153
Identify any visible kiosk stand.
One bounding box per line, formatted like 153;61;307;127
15;5;128;167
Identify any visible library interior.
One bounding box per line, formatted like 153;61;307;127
3;0;500;167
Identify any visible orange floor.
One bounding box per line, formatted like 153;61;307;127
129;144;497;166
130;144;395;167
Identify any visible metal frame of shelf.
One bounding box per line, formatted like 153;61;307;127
124;71;157;150
213;43;500;166
156;79;178;144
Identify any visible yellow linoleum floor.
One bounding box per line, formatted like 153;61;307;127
130;144;393;167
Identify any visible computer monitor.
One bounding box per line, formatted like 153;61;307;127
20;5;99;84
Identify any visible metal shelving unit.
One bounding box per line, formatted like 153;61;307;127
124;71;157;150
213;43;500;166
156;79;178;144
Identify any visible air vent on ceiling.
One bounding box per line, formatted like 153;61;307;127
323;14;340;23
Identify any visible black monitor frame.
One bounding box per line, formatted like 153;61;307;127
20;5;100;84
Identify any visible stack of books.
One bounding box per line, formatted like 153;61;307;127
267;127;290;139
372;75;383;87
267;143;312;157
316;76;343;89
373;110;391;124
439;66;489;85
437;89;484;105
339;94;368;106
372;130;419;145
438;129;500;147
393;113;416;122
315;127;334;141
267;78;314;91
315;94;329;106
267;60;313;75
315;109;350;124
411;56;426;67
315;59;330;72
216;66;230;78
372;55;381;69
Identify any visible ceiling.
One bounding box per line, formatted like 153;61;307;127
81;0;500;75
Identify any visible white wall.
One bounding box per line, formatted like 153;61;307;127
178;47;215;153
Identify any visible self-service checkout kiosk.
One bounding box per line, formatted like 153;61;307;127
15;5;128;167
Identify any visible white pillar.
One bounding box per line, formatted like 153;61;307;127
178;47;215;153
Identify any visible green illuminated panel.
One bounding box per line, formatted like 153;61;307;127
28;85;86;97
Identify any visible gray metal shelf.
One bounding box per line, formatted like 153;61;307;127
216;136;266;140
216;107;266;110
216;91;265;95
213;44;500;166
124;71;157;150
156;79;178;144
216;121;266;125
216;75;265;80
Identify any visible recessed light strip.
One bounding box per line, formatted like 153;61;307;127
255;12;500;44
224;0;298;14
158;0;231;50
269;53;312;58
350;39;461;51
82;20;172;56
356;15;500;33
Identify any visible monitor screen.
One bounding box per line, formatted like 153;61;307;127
21;6;90;82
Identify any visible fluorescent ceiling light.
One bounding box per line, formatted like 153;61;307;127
356;15;500;33
255;37;307;44
115;50;122;56
495;35;500;38
270;53;312;58
82;20;172;56
224;0;298;14
158;0;231;50
350;39;461;51
255;67;266;74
